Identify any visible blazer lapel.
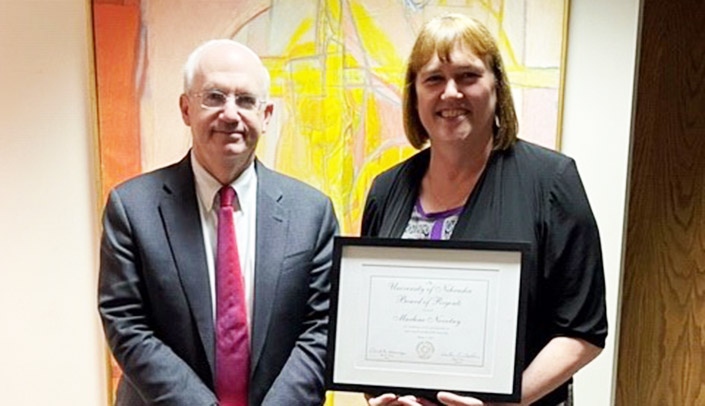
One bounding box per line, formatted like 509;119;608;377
250;161;287;376
159;155;215;376
381;149;429;238
451;150;500;240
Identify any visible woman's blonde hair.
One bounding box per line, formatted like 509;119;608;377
403;14;518;150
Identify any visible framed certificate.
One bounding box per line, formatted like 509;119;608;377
325;237;529;403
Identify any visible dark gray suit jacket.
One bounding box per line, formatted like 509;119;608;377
98;154;338;405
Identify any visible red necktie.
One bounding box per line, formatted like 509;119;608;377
215;186;250;406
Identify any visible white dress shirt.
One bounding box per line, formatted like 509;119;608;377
191;152;258;329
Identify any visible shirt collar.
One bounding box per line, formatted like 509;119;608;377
191;151;257;213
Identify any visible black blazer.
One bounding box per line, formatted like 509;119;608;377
361;141;607;406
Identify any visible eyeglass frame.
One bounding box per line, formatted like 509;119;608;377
189;88;268;111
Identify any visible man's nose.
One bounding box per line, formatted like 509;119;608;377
219;99;242;121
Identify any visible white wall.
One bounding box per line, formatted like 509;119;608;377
0;0;638;404
562;0;641;404
0;1;106;404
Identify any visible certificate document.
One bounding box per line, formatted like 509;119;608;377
326;238;528;403
366;273;490;367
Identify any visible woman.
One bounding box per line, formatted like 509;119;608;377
362;14;607;406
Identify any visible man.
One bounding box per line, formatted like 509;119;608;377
98;39;338;405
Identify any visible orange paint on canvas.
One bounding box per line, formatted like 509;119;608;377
92;1;143;401
93;0;142;202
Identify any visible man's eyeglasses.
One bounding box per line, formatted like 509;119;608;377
192;89;265;111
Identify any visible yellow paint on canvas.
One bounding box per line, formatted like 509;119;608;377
260;2;413;234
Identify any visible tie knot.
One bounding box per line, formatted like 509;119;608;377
219;186;236;208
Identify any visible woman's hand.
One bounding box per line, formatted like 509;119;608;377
436;392;518;406
366;393;439;406
436;392;484;406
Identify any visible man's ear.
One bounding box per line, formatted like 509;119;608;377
179;94;191;126
262;102;274;131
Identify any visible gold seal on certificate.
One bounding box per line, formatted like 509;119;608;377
326;237;529;403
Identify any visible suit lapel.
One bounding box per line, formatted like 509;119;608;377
251;161;287;376
158;155;216;376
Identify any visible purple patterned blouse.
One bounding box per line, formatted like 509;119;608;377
401;199;464;240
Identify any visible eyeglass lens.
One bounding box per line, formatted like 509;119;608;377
200;90;260;110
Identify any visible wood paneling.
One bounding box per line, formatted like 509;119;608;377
616;0;705;404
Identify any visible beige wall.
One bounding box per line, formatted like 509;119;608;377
0;0;638;404
0;0;106;404
562;0;640;404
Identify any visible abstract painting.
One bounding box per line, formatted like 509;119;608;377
92;1;568;403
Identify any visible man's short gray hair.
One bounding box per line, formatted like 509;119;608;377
182;39;271;98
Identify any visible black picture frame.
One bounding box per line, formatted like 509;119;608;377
325;237;529;403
